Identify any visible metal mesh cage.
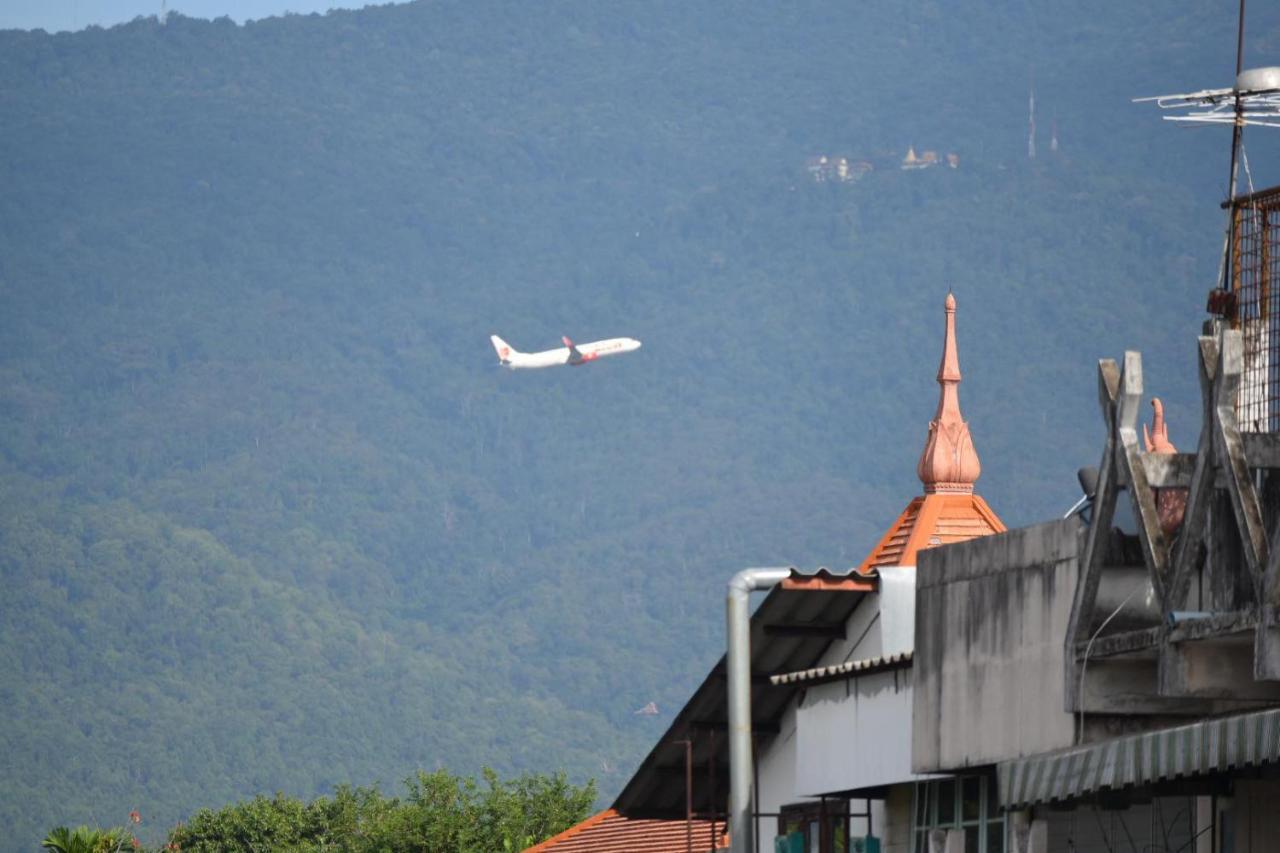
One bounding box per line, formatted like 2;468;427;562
1232;185;1280;432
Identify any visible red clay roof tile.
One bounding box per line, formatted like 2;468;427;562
526;809;727;853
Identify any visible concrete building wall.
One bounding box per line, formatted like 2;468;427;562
913;518;1081;772
796;669;921;795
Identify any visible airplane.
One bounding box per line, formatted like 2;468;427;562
489;333;642;369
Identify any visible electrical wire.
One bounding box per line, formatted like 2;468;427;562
1076;583;1145;744
1241;138;1256;199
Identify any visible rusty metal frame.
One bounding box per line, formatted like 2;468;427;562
1228;185;1280;432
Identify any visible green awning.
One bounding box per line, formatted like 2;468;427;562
998;706;1280;809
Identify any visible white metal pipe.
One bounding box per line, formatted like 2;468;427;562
727;567;792;853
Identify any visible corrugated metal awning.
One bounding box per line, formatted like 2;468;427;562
999;706;1280;809
769;650;912;686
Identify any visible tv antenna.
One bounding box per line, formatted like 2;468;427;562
1137;66;1280;130
1137;0;1280;432
1134;0;1280;293
1134;0;1278;200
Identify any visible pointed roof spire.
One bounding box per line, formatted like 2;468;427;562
856;293;1003;572
916;292;982;494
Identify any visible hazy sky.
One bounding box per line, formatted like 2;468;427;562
0;1;408;32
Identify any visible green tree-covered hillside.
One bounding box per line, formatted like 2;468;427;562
2;1;1278;848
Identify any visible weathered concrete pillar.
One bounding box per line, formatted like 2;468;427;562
1007;811;1048;853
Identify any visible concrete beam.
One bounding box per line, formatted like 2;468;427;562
1116;351;1170;604
1160;639;1280;700
1212;331;1267;591
1072;657;1223;715
1132;437;1280;490
1066;359;1123;702
1169;337;1219;611
1074;626;1162;661
1138;452;1196;488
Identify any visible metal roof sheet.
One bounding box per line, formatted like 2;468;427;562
769;650;913;686
998;706;1280;809
612;569;875;819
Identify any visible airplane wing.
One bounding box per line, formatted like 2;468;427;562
562;336;583;361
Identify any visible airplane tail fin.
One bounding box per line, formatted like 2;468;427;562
490;334;517;362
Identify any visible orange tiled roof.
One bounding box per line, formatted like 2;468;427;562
858;491;1005;572
780;566;877;591
526;809;727;853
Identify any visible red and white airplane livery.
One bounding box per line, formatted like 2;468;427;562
490;333;642;369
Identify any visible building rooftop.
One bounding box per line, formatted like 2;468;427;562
526;808;727;852
611;570;875;819
859;492;1005;571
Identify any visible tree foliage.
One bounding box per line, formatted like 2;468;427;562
41;826;130;853
165;769;594;853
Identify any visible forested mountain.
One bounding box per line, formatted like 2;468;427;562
2;1;1278;848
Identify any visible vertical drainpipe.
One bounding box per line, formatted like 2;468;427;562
727;567;792;853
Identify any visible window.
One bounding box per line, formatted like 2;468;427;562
778;800;850;853
912;775;1003;853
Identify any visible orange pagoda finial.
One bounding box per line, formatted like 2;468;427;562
916;292;982;494
1143;397;1185;534
856;293;1003;572
1143;398;1177;453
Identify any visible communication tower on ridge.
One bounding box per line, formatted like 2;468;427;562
1028;82;1037;160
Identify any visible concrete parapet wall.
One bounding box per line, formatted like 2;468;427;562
913;518;1082;772
916;516;1081;590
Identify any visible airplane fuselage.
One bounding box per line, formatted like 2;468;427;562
490;335;642;369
